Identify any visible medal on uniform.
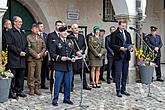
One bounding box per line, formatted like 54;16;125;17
68;42;72;48
58;43;62;49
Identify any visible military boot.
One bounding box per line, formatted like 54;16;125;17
34;84;41;95
29;87;35;96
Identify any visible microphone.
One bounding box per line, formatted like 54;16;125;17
129;27;139;31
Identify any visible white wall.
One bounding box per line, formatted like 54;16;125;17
22;0;118;35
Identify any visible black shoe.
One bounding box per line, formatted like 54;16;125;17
59;89;64;93
121;91;130;96
107;80;111;84
83;86;92;90
41;85;49;89
63;100;73;105
9;93;18;99
17;92;27;97
156;78;164;82
52;100;58;106
100;78;106;81
96;84;101;88
117;93;122;97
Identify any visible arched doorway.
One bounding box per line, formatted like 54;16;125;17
3;0;35;35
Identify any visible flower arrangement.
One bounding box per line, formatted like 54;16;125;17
134;48;157;66
0;49;13;79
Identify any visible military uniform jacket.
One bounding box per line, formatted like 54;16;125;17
88;34;106;60
7;27;28;68
47;31;59;52
49;37;75;71
27;34;46;61
146;34;163;57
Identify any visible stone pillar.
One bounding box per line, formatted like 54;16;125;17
115;15;137;83
0;7;8;63
127;17;137;83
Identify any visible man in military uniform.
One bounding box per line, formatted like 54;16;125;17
146;26;163;82
47;20;63;92
27;23;46;95
50;26;75;106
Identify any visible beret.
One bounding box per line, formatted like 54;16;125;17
59;26;67;32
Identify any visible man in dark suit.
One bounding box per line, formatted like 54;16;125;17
37;22;49;89
105;26;116;84
47;20;63;92
68;24;91;91
110;20;133;97
7;16;28;99
146;26;163;82
50;26;74;106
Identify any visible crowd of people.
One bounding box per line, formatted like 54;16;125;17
2;16;163;106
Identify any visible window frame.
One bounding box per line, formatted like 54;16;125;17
103;0;117;22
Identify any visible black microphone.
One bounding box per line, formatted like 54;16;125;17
129;27;139;31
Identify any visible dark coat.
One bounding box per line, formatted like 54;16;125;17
105;34;114;58
2;29;10;51
47;31;59;52
49;37;75;71
146;34;163;57
42;32;48;45
110;28;132;61
7;27;28;68
68;33;86;54
68;33;87;69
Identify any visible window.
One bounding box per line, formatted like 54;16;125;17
103;0;116;22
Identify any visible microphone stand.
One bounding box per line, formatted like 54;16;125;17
133;30;162;102
65;38;89;110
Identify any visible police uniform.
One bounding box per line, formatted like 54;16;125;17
146;26;163;81
49;26;75;106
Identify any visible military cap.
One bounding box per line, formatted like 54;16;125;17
59;26;67;32
150;26;158;31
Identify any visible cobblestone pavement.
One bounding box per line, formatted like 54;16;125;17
1;67;165;110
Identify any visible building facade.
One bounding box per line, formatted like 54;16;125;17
0;0;165;82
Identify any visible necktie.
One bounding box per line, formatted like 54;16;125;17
58;33;60;37
121;31;125;41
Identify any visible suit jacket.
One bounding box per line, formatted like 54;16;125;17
68;33;87;69
68;33;86;54
27;34;46;61
105;34;114;58
7;27;28;68
42;32;48;45
47;31;59;52
110;28;132;60
146;34;163;57
88;34;106;60
49;37;75;71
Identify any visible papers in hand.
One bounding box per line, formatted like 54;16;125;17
125;44;134;50
75;54;86;60
68;55;86;62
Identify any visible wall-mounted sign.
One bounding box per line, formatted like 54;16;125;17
67;11;80;20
